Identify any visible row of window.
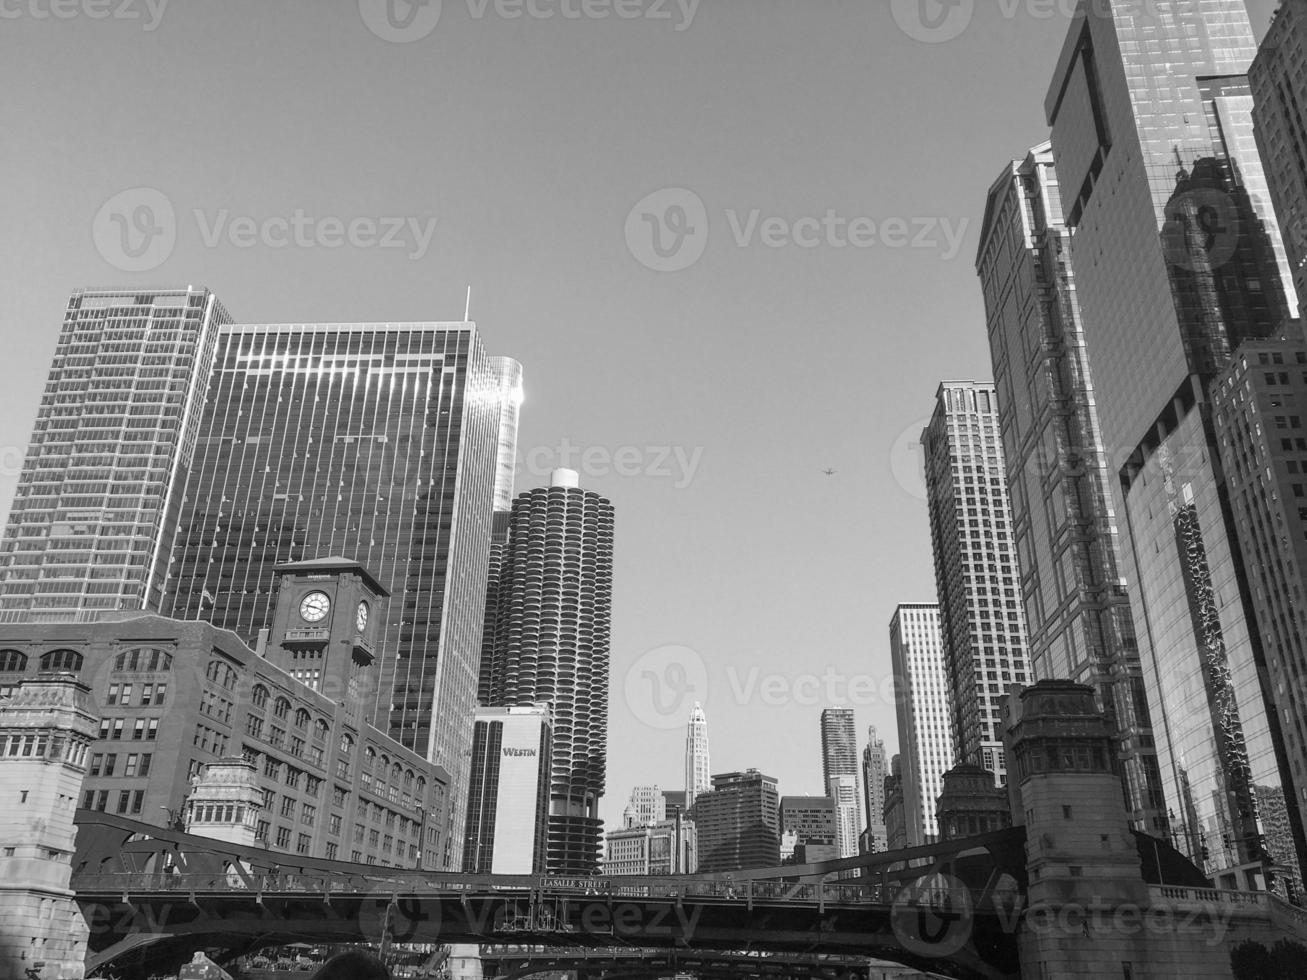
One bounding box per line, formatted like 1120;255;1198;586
88;752;152;777
98;717;159;741
0;649;83;672
105;682;167;707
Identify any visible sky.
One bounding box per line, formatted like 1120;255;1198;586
0;0;1282;835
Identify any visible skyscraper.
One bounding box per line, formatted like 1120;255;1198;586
622;785;667;828
478;468;616;874
922;383;1032;785
1251;0;1307;313
889;603;954;844
779;795;838;864
819;707;861;858
976;142;1165;833
692;769;780;873
684;700;711;810
155;318;514;869
861;726;889;853
462;705;552;874
1046;0;1299;883
0;287;232;621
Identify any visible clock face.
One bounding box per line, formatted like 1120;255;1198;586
299;591;331;623
356;601;369;634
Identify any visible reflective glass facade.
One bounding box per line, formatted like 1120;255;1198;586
0;288;231;623
977;144;1165;832
922;384;1033;787
1046;0;1301;882
157;321;508;869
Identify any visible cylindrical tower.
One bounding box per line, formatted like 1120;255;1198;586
482;468;614;873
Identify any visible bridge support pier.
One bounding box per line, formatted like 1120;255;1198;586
0;675;100;980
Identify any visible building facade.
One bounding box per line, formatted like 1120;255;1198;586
621;785;667;828
861;726;888;853
0;559;450;871
478;469;616;874
1211;338;1307;893
1045;0;1300;883
462;705;552;874
0;287;232;623
888;603;954;845
935;764;1012;841
883;754;908;851
692;770;780;873
1252;0;1307;313
976;142;1165;833
922;384;1032;786
779;795;837;865
684;701;711;811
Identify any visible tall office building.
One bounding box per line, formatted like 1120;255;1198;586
622;785;667;828
820;708;860;797
1210;338;1307;891
862;726;889;853
684;700;711;810
1046;0;1299;883
462;705;552;874
779;795;837;864
1252;0;1307;313
0;287;232;621
479;468;616;874
922;383;1032;785
692;769;780;873
976;142;1165;832
155;319;514;870
889;603;954;844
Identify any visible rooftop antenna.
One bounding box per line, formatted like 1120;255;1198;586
465;286;472;323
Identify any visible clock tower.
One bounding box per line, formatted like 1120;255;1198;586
266;557;389;721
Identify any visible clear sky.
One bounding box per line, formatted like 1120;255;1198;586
0;0;1281;835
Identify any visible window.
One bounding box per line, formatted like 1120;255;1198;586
340;732;355;754
274;697;291;720
275;827;291;849
294;708;310;731
252;685;270;709
281;796;296;818
0;650;26;672
124;754;140;777
302;804;316;826
40;649;83;672
205;659;237;691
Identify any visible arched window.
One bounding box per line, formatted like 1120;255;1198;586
294;708;310;731
379;755;390;777
273;697;290;720
340;733;355;754
40;649;83;672
205;660;237;690
0;650;26;672
391;763;402;783
404;769;414;791
416;776;426;798
251;685;270;709
314;719;330;742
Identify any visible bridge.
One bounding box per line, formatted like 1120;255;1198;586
73;811;1041;979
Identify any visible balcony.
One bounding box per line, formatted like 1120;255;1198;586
283;628;329;647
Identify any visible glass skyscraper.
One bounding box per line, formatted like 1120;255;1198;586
156;320;514;869
922;383;1033;787
1046;0;1299;885
976;142;1165;833
0;288;232;621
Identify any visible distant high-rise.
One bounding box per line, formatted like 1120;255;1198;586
479;468;616;874
622;785;667;828
779;795;837;864
861;726;888;853
819;708;859;793
976;142;1164;833
0;287;232;621
1045;0;1298;883
684;701;711;810
692;769;780;873
1251;0;1307;313
889;603;954;844
922;383;1032;785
